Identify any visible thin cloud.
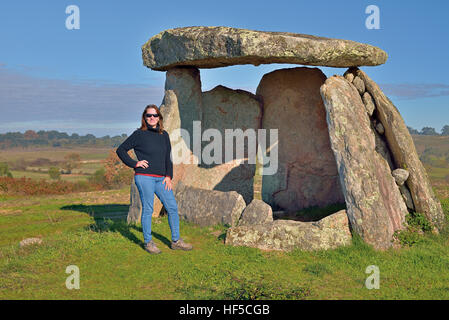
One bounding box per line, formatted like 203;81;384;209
379;83;449;100
0;66;165;126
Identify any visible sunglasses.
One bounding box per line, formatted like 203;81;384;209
145;113;159;118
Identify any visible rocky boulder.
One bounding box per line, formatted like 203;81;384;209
225;210;351;251
392;169;409;186
174;181;246;227
237;199;273;226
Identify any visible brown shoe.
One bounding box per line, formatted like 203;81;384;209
171;238;193;251
144;240;162;254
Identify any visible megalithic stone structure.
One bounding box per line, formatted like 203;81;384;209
132;26;446;250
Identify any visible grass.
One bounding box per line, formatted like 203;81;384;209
1;188;449;300
1;139;449;299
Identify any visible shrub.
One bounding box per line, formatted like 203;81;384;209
393;212;433;247
0;176;103;196
220;276;311;300
393;229;422;247
0;162;13;177
102;149;134;188
48;167;61;180
88;168;108;187
406;212;433;233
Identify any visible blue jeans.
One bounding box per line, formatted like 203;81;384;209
134;175;180;244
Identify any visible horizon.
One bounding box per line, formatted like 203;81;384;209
1;0;449;137
1;123;448;140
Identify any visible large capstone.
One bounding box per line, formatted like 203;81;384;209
142;26;388;71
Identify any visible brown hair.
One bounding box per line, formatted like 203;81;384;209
139;104;164;134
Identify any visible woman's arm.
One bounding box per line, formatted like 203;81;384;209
116;130;139;168
164;131;173;179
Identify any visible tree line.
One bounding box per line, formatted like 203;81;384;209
0;130;129;149
407;125;449;136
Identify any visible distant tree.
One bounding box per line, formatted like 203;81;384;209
24;130;39;140
0;162;13;177
407;126;420;135
420;127;438;135
62;153;81;174
441;125;449;136
48;167;61;180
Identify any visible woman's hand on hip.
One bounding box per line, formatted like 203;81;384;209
162;176;172;191
135;160;149;169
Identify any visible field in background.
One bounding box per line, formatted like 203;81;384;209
1;135;448;186
0;147;111;162
0;147;111;183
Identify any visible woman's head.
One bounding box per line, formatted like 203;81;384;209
139;104;164;134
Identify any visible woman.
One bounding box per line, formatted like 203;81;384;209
116;104;192;254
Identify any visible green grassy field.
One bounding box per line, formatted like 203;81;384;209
1;186;449;300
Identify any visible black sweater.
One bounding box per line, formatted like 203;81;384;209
116;122;173;179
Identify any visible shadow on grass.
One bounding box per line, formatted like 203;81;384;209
60;203;171;248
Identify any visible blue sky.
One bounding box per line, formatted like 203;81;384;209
0;0;448;137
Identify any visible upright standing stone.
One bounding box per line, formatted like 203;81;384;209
352;68;445;231
160;67;261;204
201;85;262;203
127;179;142;224
257;67;345;212
320;75;408;250
161;66;203;189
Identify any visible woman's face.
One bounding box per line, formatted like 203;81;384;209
145;107;159;127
